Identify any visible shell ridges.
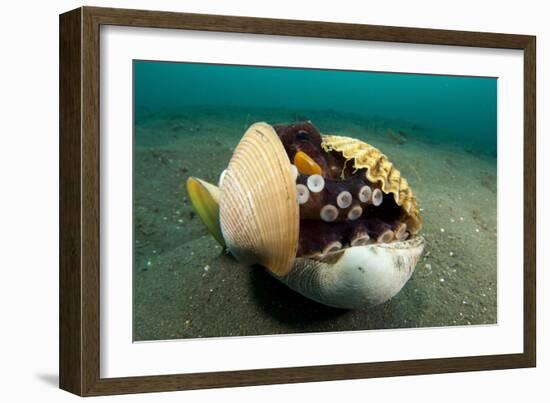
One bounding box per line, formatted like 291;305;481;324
321;134;422;233
219;122;299;276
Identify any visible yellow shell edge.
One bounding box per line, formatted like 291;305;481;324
186;177;225;247
321;134;423;233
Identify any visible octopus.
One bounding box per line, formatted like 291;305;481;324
274;121;411;259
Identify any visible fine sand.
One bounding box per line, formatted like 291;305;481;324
133;107;497;341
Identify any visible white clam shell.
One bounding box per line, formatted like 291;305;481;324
219;122;299;277
279;236;425;309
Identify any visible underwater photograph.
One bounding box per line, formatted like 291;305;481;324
133;60;497;341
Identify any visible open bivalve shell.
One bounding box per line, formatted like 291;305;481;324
219;122;299;277
188;121;425;309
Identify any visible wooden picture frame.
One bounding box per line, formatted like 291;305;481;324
59;6;536;396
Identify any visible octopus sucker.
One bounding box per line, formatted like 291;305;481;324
397;231;410;242
336;190;353;209
186;121;425;309
296;183;310;204
320;204;339;222
290;164;299;181
350;233;370;247
347;204;363;221
371;188;384;206
297;220;344;257
393;222;407;240
357;185;372;203
306;174;325;193
322;241;343;256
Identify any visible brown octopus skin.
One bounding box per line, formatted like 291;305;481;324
273;122;330;176
275;121;410;258
296;174;380;221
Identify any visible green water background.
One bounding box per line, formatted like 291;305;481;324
134;61;497;156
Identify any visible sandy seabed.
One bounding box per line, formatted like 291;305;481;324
133;107;497;341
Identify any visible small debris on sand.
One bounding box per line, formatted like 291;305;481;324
386;129;407;145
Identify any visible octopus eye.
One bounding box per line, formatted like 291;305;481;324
295;130;310;141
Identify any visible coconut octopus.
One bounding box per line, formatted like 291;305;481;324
274;121;421;258
186;121;425;309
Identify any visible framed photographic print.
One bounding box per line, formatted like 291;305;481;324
59;6;536;396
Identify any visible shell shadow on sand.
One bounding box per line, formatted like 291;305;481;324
248;265;349;326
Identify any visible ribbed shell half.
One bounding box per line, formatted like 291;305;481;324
321;134;423;234
219;122;299;277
